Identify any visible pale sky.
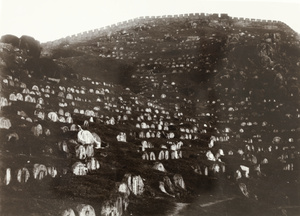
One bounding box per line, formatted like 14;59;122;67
0;0;299;43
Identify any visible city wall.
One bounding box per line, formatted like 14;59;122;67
42;13;288;48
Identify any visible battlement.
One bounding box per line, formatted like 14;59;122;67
42;13;288;48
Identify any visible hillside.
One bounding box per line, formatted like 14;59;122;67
0;14;300;216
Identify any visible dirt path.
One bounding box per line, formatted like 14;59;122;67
168;196;237;216
199;196;237;207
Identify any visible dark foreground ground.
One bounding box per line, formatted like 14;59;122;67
173;197;300;216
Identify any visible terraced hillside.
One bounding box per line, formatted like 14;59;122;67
0;14;300;216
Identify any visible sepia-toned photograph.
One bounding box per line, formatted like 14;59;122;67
0;0;299;215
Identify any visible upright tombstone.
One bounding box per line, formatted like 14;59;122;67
48;112;59;122
116;132;127;142
85;144;94;158
58;140;69;153
33;164;47;180
118;182;131;197
122;173;143;196
31;124;43;137
101;200;118;216
76;145;86;160
76;204;96;216
158;150;165;160
72;162;87;176
142;152;149;160
47;166;57;178
131;175;144;196
206;150;216;161
4;168;11;185
61;208;76;216
163;176;175;194
0;97;9;110
149;152;156;160
123;173;132;192
165;150;169;160
86;157;100;171
0;117;12;129
17;167;30;183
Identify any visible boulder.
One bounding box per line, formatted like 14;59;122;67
159;181;175;197
153;162;166;172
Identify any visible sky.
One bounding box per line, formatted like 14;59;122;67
0;0;299;43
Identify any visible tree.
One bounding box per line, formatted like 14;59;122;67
19;35;41;58
1;34;19;47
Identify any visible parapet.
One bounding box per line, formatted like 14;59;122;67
41;13;286;48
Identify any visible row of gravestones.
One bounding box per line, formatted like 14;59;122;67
1;157;102;186
62;187;130;216
2;164;60;185
142;150;183;161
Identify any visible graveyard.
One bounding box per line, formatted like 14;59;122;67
0;13;299;215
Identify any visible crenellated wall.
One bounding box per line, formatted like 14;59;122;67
41;13;290;49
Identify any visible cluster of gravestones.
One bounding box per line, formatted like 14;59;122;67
61;194;129;216
61;204;96;216
58;128;102;175
159;174;186;198
1;164;62;185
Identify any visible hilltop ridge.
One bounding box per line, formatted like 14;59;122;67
41;13;297;49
